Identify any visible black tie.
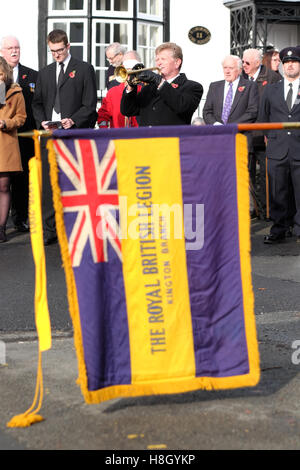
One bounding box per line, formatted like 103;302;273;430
286;83;293;112
54;62;64;114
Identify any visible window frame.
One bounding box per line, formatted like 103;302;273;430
92;0;134;18
47;17;89;64
48;0;88;15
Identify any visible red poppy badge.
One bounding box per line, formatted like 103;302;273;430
171;83;179;88
238;86;245;92
262;81;268;86
69;70;76;78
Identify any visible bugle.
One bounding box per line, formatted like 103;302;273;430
113;65;160;85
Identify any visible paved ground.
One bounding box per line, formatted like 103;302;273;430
0;218;300;451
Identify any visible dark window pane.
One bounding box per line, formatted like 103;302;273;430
96;46;106;67
96;23;110;43
53;22;67;31
96;0;111;10
139;0;146;13
114;0;128;11
70;23;84;42
70;45;83;60
113;23;128;43
53;0;66;9
70;0;84;9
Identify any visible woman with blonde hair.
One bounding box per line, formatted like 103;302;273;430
0;56;26;242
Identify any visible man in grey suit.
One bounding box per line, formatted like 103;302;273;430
259;47;300;244
203;55;259;126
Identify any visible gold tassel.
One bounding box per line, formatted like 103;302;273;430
7;351;44;427
7;131;51;427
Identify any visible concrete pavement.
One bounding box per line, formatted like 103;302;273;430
0;218;300;450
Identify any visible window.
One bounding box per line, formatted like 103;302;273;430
47;18;88;62
93;0;133;16
137;22;162;67
44;0;167;96
49;0;88;14
92;19;132;90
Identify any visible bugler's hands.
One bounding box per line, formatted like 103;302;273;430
137;70;162;87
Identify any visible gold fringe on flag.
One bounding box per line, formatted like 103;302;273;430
7;131;52;428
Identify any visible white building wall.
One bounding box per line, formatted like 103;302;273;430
169;0;231;115
0;0;39;71
0;0;231;115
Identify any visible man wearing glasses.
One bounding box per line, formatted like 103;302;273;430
32;29;97;245
32;29;97;131
105;42;126;90
0;35;38;233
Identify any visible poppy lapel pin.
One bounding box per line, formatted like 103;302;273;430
69;70;76;78
171;83;179;88
238;86;245;92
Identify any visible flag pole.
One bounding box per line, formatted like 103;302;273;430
18;123;300;138
237;122;300;131
19;130;52;138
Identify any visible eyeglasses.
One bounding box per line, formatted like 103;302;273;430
106;52;120;62
3;46;20;51
50;46;66;55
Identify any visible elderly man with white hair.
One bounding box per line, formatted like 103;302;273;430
0;35;38;233
242;48;281;219
203;54;259;125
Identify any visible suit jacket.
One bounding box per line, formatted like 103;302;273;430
32;56;97;129
120;73;203;126
259;80;300;160
243;65;281;99
203;76;259;125
243;65;282;147
17;63;38;159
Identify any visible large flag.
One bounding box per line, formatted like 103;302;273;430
48;124;260;404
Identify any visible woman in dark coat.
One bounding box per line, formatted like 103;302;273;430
0;57;26;242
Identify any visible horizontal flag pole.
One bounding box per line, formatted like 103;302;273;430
238;122;300;131
18;123;300;138
19;130;52;138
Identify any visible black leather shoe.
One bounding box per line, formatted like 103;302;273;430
14;222;29;232
44;235;58;246
264;234;285;244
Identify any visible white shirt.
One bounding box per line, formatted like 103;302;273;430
13;65;19;83
249;66;261;82
222;77;240;107
214;76;240;125
52;53;71;121
284;78;300;109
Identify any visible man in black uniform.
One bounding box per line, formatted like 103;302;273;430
121;42;203;126
259;47;300;244
0;35;38;232
242;48;281;219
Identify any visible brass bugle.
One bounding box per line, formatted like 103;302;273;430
114;65;160;84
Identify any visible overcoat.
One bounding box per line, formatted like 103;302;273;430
0;84;26;172
120;73;203;126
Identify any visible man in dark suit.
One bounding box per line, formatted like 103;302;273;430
0;35;38;232
203;55;259;125
242;48;282;219
120;42;203;126
32;29;97;245
259;46;300;244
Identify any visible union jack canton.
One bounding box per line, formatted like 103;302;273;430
53;138;122;267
